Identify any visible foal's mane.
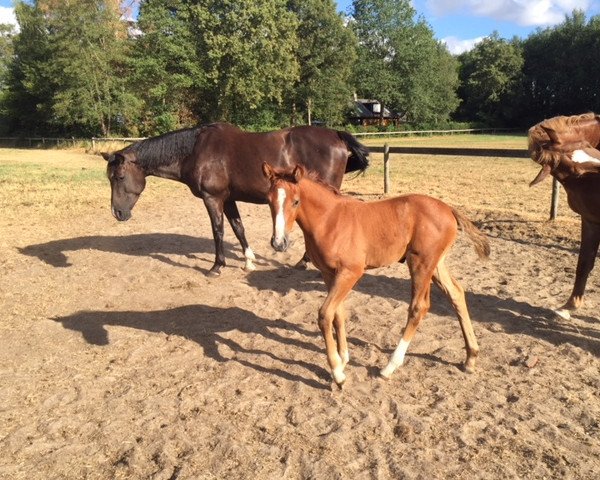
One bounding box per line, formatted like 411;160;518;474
528;112;599;168
122;125;206;170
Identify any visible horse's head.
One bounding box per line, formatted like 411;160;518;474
101;151;146;221
262;162;304;252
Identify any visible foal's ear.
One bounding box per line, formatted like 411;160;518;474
262;162;275;181
292;164;305;183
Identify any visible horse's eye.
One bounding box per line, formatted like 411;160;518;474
292;199;300;207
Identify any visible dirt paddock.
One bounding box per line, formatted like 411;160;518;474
0;143;598;479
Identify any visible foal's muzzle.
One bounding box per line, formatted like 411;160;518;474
271;235;289;252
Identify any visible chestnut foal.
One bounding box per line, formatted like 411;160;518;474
263;163;490;387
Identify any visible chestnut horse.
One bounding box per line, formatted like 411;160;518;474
102;123;369;275
262;163;490;387
528;113;600;319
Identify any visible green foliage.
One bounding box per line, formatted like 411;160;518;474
191;0;299;125
351;0;459;125
287;0;357;126
521;10;600;125
457;32;524;126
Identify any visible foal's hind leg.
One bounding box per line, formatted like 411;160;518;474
432;258;479;372
381;256;434;379
224;200;256;271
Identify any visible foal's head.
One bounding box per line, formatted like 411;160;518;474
262;162;305;252
102;151;146;221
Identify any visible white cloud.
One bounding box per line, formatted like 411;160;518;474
426;0;592;26
0;6;16;27
442;35;484;54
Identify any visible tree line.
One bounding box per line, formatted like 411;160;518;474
0;1;599;138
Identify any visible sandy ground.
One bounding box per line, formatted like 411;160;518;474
0;146;598;479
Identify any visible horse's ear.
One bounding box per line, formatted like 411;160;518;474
541;125;561;144
292;164;305;183
262;162;275;181
100;152;112;162
529;165;552;187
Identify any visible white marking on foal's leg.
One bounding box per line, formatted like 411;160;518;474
340;350;350;366
554;308;571;320
274;188;287;243
243;247;256;271
380;339;410;379
572;150;600;164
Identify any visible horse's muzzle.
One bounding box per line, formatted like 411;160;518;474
271;235;289;252
112;206;131;221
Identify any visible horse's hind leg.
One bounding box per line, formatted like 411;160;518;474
556;218;600;319
224;200;256;271
432;257;479;372
381;257;434;379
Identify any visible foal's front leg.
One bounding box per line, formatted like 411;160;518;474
319;269;360;386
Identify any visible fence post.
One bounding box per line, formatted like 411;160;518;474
550;178;560;220
383;143;390;194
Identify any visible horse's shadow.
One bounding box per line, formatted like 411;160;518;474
247;267;600;357
53;304;332;390
18;233;275;274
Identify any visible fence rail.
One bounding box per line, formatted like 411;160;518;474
353;127;520;137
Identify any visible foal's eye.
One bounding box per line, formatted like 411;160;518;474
292;199;300;207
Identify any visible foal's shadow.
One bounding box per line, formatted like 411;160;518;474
53;304;331;390
247;266;600;358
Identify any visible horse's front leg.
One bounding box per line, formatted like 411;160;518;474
319;269;360;387
223;200;256;271
556;218;600;319
203;196;227;276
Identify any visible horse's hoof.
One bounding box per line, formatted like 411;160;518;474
207;268;222;277
294;261;308;270
554;308;571;320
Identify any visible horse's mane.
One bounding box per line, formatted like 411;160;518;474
273;168;341;195
122;126;204;170
528;112;598;168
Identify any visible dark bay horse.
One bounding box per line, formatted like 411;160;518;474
528;113;600;319
262;163;490;387
102;122;369;275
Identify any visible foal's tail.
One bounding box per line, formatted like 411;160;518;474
337;130;370;174
452;208;491;259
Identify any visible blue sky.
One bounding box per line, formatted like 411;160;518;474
2;1;600;53
337;0;600;53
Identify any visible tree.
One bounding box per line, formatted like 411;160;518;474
456;32;524;126
190;0;299;126
0;24;15;134
6;0;139;136
351;0;459;125
287;0;357;125
133;0;205;134
521;10;600;125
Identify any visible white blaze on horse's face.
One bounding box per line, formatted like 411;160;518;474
572;150;600;164
275;187;287;238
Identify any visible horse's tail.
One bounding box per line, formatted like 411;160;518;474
452;208;491;260
337;130;370;174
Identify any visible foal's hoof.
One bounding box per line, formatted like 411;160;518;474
463;362;476;374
